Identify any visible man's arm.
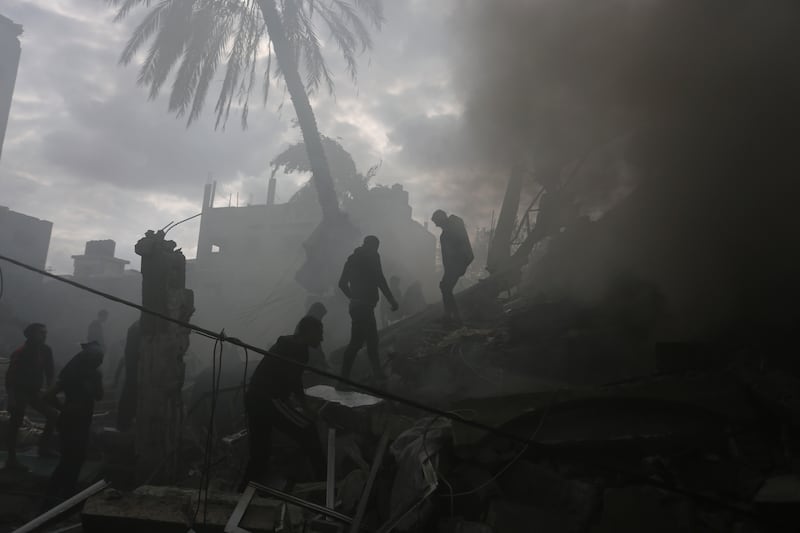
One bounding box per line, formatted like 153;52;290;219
114;355;125;387
92;371;104;401
338;258;353;299
42;381;64;411
44;347;55;388
376;257;399;310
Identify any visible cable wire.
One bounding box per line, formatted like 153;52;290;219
0;253;764;518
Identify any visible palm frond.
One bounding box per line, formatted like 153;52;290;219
113;0;384;126
118;0;172;65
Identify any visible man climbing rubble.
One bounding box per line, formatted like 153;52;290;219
240;316;327;489
432;209;474;326
337;235;399;385
42;340;104;509
4;323;58;470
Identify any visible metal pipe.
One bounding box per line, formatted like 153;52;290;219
249;482;353;524
13;480;108;533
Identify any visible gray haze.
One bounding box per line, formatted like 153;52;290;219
0;0;481;274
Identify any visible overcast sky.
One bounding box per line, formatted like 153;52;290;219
1;0;499;274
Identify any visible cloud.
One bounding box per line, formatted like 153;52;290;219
1;0;491;275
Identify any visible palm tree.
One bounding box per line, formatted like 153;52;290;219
109;0;384;223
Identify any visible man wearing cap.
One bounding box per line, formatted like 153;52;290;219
431;210;474;325
42;340;104;508
4;323;58;470
337;235;398;384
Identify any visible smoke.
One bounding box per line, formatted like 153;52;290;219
454;0;800;334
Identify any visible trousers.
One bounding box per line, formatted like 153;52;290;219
341;301;382;379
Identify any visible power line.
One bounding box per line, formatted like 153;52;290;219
0;252;538;449
0;254;763;519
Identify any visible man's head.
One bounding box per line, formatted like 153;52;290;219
23;323;47;345
295;316;324;348
81;340;105;367
306;302;328;321
98;309;109;322
362;235;380;253
431;210;448;228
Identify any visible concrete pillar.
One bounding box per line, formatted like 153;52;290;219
134;229;194;484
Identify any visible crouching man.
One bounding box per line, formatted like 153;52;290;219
240;316;326;489
42;340;104;508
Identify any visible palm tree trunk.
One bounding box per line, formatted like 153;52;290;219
257;0;340;221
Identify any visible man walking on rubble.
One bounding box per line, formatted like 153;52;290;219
4;323;59;470
432;210;474;326
240;316;327;489
338;235;399;384
42;340;104;508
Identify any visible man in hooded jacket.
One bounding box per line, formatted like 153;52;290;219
337;235;398;383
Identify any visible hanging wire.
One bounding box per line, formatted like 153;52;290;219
0;253;764;518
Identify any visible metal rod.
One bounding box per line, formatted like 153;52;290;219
349;429;391;533
249;482;353;524
13;480;108;533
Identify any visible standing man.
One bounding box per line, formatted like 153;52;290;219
42;340;104;508
4;323;58;469
240;316;326;489
338;236;398;383
431;210;474;326
87;309;109;349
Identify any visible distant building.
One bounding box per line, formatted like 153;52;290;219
0;14;22;161
0;205;52;313
41;239;140;368
72;239;130;278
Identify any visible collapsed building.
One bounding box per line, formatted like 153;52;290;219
188;169;437;349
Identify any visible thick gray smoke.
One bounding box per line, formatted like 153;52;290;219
454;0;800;336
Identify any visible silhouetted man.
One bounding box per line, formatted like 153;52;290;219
241;316;326;489
5;323;58;470
87;309;108;349
115;320;140;431
338;236;398;383
432;210;474;325
43;340;104;509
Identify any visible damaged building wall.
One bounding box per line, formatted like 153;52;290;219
189;181;436;350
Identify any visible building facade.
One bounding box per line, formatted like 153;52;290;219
0;14;22;161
